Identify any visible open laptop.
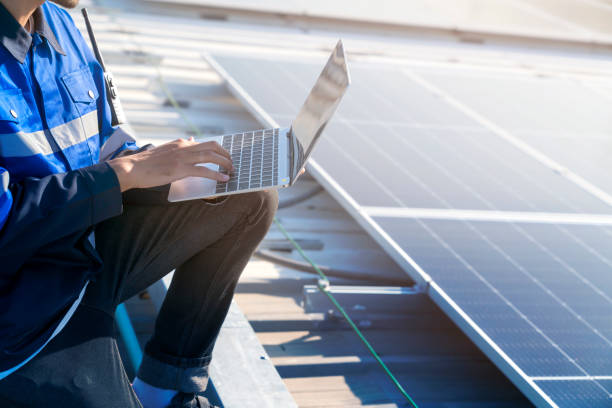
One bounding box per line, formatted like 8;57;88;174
168;40;351;202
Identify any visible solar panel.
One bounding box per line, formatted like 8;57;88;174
415;68;612;204
208;51;612;407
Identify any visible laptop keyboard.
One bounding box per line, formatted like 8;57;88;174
215;128;280;195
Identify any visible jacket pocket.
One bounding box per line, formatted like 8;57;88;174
62;67;99;106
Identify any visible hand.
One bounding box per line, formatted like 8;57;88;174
108;138;232;192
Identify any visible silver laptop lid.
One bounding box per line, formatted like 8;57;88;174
290;40;350;180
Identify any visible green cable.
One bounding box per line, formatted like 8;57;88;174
273;218;419;407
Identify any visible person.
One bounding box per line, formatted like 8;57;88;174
0;0;278;407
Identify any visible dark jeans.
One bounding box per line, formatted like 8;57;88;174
0;190;277;407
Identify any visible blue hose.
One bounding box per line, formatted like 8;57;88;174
115;303;143;372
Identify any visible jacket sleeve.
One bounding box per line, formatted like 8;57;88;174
0;162;123;259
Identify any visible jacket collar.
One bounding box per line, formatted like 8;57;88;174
0;3;66;63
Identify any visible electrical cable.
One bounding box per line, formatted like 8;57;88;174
254;248;410;285
273;219;419;407
277;184;323;208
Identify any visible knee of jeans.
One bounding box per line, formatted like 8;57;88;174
243;189;278;228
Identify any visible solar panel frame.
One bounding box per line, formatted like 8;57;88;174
204;51;612;408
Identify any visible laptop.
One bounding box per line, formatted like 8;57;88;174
167;40;351;202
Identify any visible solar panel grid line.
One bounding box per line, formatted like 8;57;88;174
445;130;584;213
393;123;574;213
556;224;612;281
532;376;612;381
471;223;612;347
400;126;582;213
383;121;528;211
338;120;454;206
427;280;561;408
515;225;612;308
403;68;612;209
324;131;406;206
347;70;593;215
367;205;612;306
362;207;612;225
416;219;608;383
536;379;612;405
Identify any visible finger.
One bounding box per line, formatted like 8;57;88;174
186;150;233;171
299;168;306;176
157;138;196;152
189;141;231;160
185;165;230;182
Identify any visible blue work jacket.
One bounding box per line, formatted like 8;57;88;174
0;2;136;373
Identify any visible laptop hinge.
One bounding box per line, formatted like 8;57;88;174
288;127;297;185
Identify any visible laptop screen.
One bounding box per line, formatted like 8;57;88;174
291;40;350;170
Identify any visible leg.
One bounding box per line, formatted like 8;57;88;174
0;190;276;408
94;190;278;393
0;304;142;408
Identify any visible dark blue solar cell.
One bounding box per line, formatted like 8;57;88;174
374;217;612;379
602;380;612;396
535;380;612;408
419;68;612;203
